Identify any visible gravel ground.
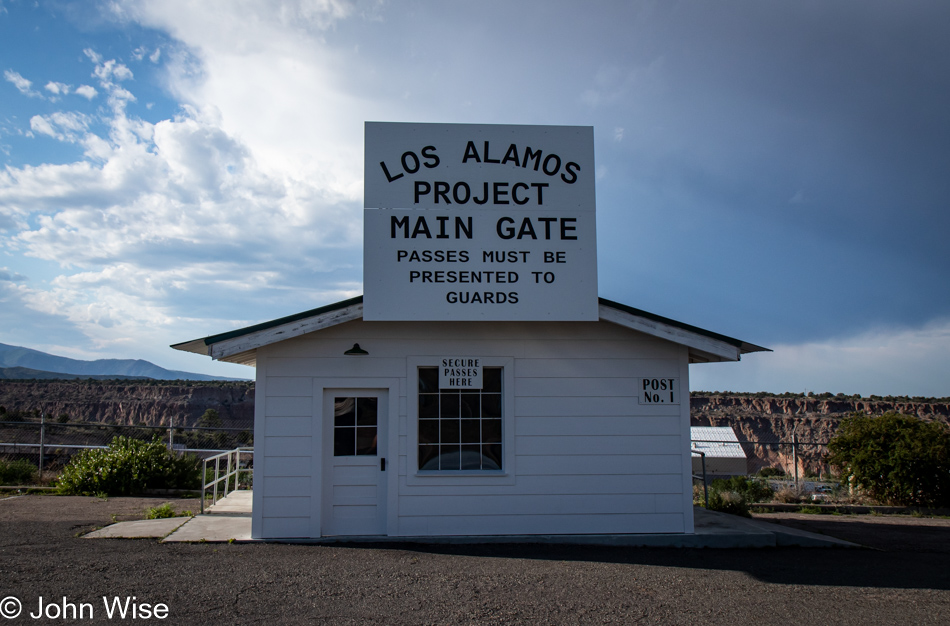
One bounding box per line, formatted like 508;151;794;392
0;495;948;625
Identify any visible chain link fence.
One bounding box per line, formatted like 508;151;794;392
691;433;840;504
0;418;253;482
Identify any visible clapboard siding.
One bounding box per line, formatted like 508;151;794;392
656;494;686;513
516;435;680;456
264;436;311;457
253;317;694;538
267;357;406;377
264;396;312;417
516;377;641;397
264;456;311;476
515;358;679;378
399;494;656;517
264;416;311;437
399;474;684;496
515;396;680;417
264;376;313;396
516;416;680;437
517;454;683;475
262;496;310;517
424;513;685;536
264;476;311;497
261;517;310;538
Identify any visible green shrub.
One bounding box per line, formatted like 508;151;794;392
758;467;785;478
696;476;772;517
707;490;750;517
710;475;774;503
0;459;38;485
827;412;950;507
57;436;201;496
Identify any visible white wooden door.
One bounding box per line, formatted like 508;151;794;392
322;389;388;536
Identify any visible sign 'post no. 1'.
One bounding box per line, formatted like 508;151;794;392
363;122;598;321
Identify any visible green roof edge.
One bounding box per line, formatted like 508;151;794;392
177;295;365;349
597;297;769;354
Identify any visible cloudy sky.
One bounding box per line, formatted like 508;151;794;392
1;0;948;395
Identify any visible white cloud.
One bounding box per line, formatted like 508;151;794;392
690;320;950;397
29;112;90;142
75;85;98;99
1;43;363;360
82;48;103;64
29;115;56;138
94;59;134;84
45;81;71;96
106;0;389;203
134;46;163;63
4;70;42;97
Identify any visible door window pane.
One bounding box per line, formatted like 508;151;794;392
334;396;377;456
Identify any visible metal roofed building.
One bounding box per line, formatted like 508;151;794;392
691;426;749;478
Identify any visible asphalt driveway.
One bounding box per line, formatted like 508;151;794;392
1;496;948;624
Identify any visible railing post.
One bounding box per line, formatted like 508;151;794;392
235;448;241;490
201;457;207;514
213;456;220;504
225;451;232;496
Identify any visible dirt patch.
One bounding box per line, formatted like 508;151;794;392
0;494;200;535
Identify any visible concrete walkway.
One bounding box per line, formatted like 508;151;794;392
84;490;253;543
162;490;252;543
85;492;858;548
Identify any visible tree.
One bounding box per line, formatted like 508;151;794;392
827;412;950;507
196;408;223;428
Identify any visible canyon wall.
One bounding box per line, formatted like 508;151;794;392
0;380;254;427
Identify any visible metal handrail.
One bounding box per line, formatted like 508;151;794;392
201;447;253;514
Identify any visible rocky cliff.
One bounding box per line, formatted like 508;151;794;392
690;394;950;474
0;380;254;427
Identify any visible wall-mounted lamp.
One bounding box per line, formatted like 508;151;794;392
344;343;369;355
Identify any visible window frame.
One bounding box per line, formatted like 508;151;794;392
406;356;516;485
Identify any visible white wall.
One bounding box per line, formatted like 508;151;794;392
251;319;693;539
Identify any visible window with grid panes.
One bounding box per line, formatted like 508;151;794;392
418;366;502;471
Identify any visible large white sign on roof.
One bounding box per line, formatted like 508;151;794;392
363;122;598;321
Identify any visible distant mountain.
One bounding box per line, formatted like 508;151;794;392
0;343;244;381
0;367;148;381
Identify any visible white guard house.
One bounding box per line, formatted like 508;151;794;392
172;295;766;539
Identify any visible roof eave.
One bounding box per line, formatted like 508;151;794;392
171;295;769;366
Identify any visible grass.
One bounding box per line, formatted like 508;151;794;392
144;502;193;520
798;505;824;515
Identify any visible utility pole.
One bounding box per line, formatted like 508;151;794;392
793;431;799;489
39;412;46;479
